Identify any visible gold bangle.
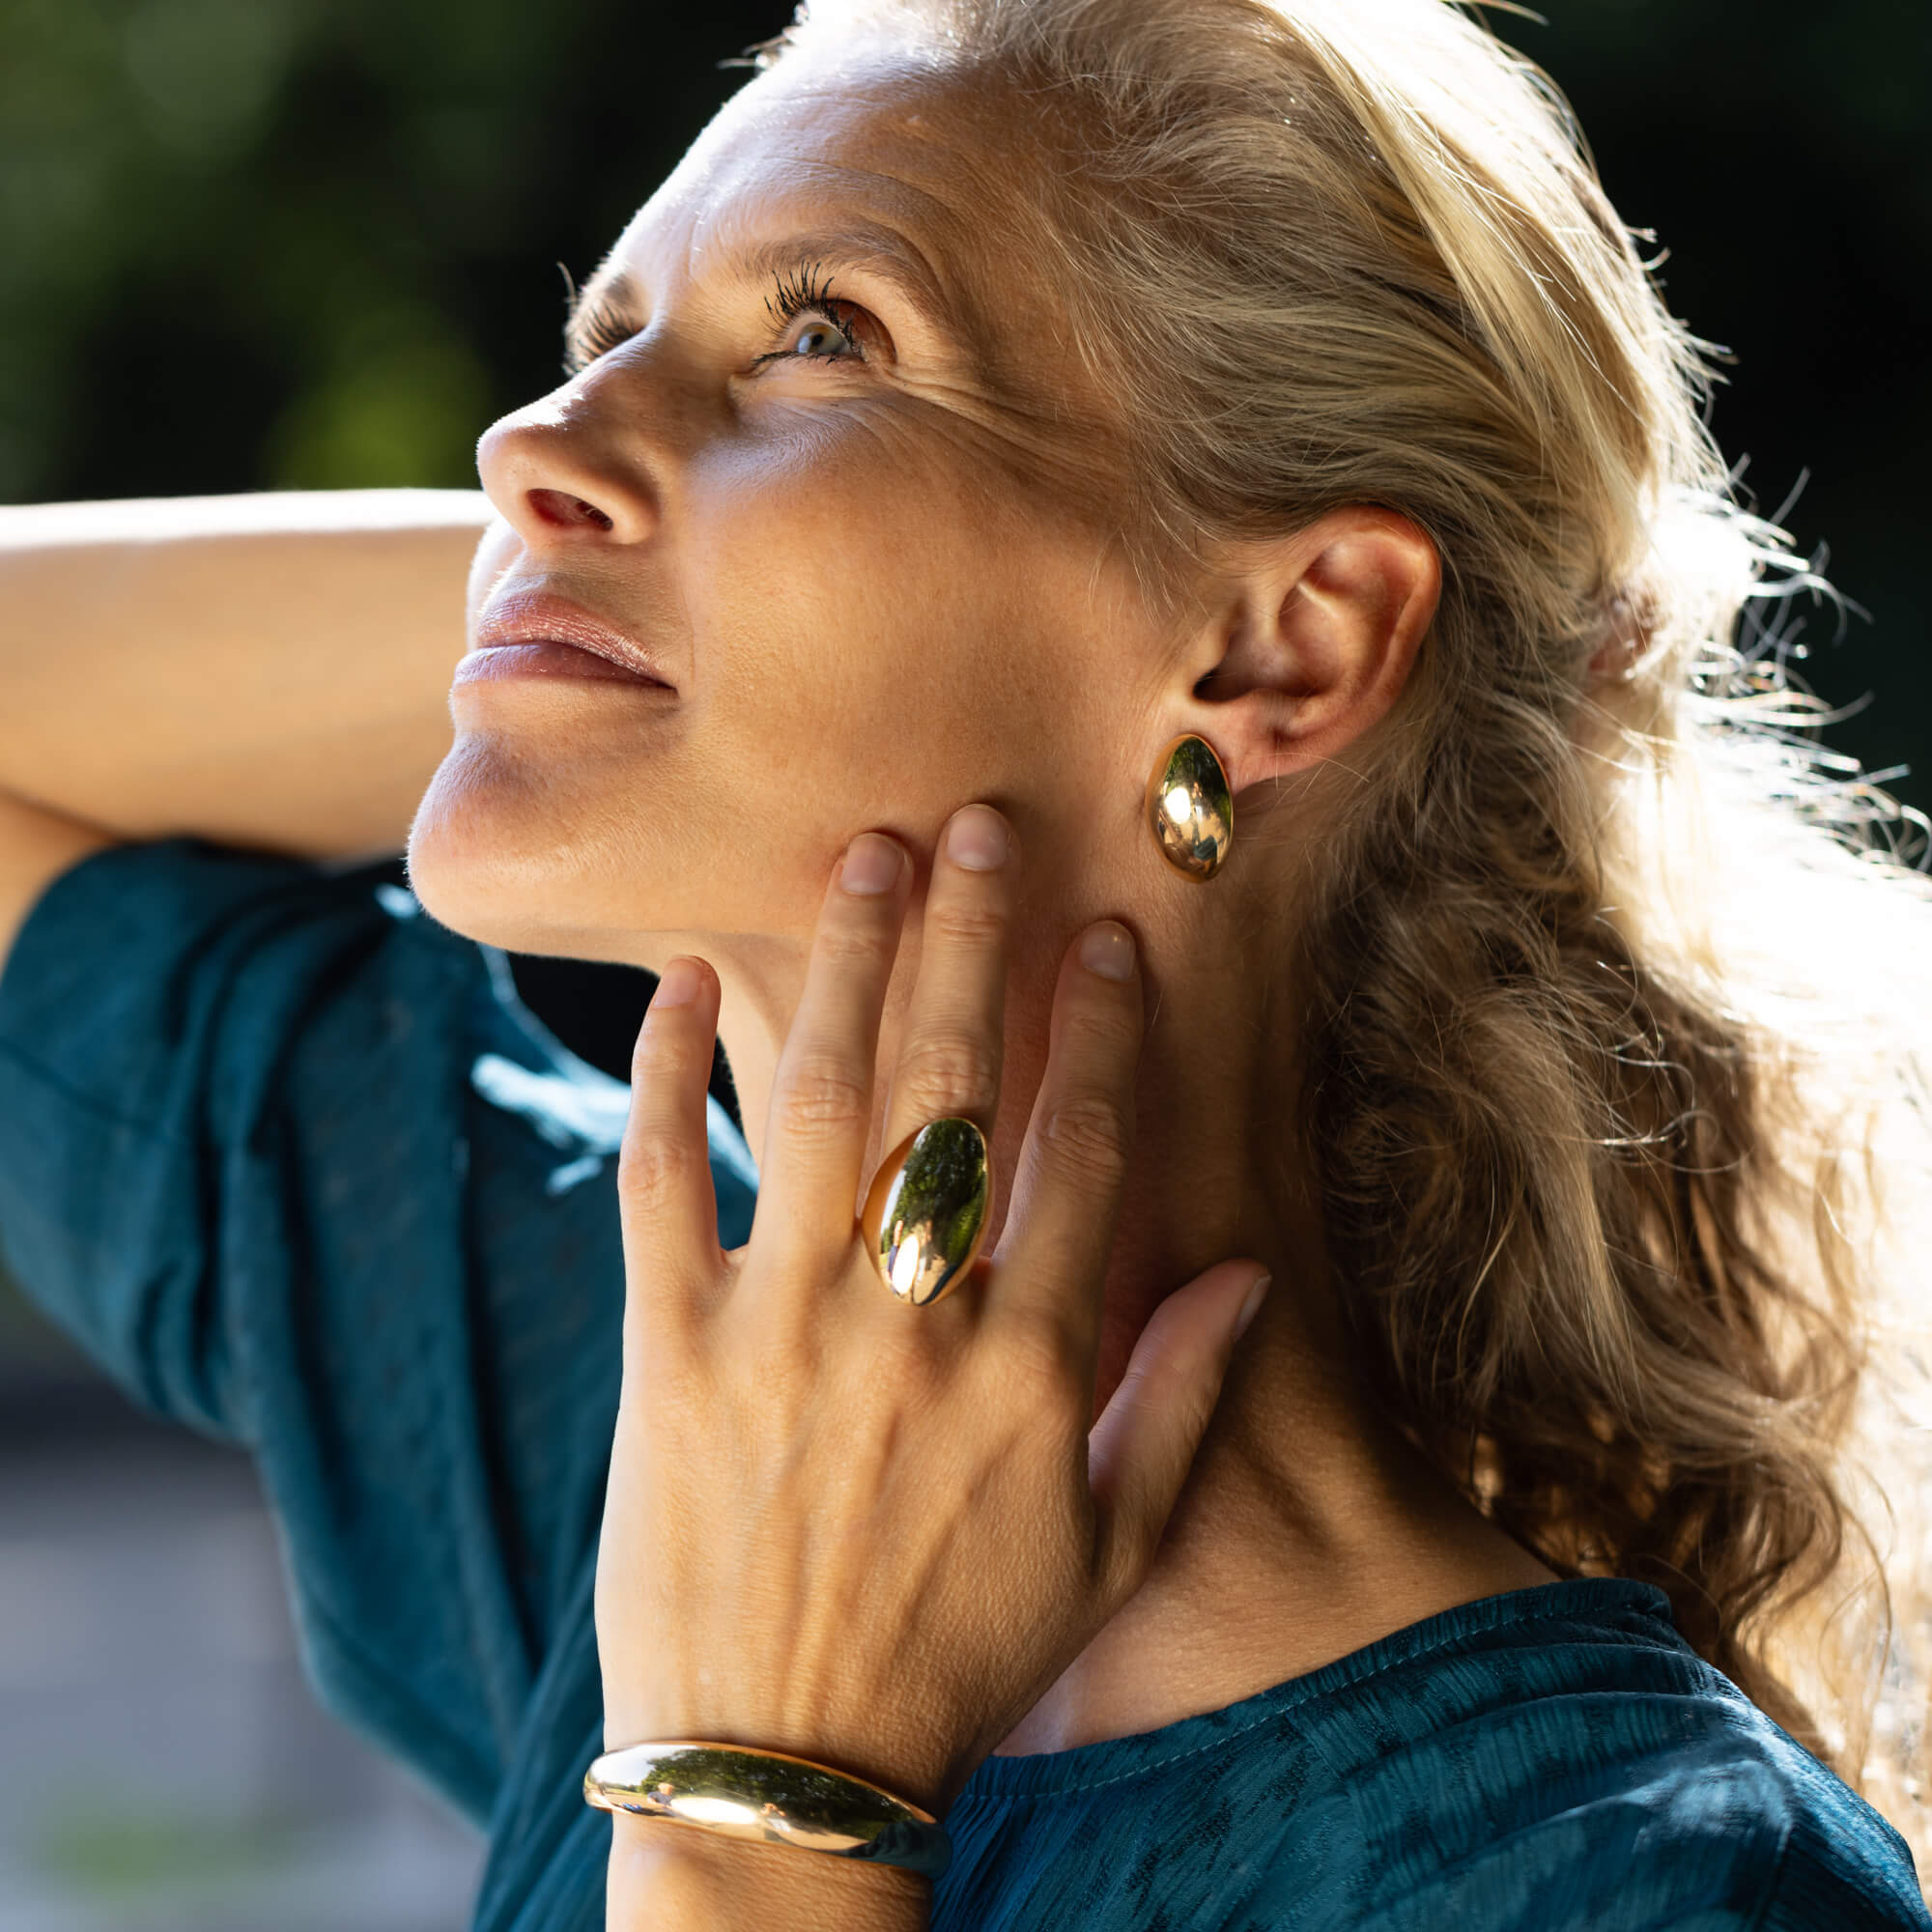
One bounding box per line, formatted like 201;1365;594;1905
582;1740;952;1879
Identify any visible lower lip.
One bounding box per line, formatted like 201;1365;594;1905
453;641;673;689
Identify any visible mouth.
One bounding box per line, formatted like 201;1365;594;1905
458;588;676;691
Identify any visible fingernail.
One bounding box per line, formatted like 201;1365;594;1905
946;806;1009;871
841;834;905;895
1079;922;1136;980
653;957;703;1009
1234;1273;1272;1341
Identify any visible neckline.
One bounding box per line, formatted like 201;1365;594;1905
957;1577;1677;1803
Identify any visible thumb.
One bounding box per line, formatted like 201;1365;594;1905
1087;1261;1272;1602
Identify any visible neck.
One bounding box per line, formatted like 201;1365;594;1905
701;880;1308;1416
665;875;1551;1760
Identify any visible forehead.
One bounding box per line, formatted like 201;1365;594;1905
606;53;1051;351
676;60;970;266
582;49;1134;536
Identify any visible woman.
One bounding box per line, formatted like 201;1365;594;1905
2;0;1928;1924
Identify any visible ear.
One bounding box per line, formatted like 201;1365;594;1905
1168;507;1440;793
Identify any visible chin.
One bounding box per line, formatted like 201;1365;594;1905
407;737;685;961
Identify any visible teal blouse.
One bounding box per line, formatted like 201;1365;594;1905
0;839;1924;1931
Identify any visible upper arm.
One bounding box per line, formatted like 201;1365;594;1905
0;837;755;1820
0;788;112;975
0;838;558;1804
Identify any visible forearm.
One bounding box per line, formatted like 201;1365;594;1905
607;1817;929;1932
0;489;491;861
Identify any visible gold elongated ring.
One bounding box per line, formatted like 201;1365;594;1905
860;1117;992;1306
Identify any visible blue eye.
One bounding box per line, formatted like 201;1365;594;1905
756;262;869;370
781;312;861;360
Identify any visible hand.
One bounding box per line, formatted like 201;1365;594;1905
594;805;1269;1885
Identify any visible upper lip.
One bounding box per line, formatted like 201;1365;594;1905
473;588;674;687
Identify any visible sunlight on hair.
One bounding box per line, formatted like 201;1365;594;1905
772;0;1932;1884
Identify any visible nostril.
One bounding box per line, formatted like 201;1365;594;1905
528;488;615;532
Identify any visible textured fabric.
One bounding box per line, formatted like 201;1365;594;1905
1;838;1925;1932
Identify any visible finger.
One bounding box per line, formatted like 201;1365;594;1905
1087;1263;1271;1603
617;956;725;1336
988;921;1145;1371
753;832;912;1274
879;803;1015;1157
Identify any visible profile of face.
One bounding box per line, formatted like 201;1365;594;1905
408;46;1180;967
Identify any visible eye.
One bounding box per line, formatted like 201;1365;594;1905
773;309;863;362
753;262;871;371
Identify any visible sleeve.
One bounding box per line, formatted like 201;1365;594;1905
0;838;757;1828
1757;1792;1932;1932
1371;1728;1932;1932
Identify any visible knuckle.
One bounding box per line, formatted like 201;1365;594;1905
924;895;1008;952
1062;987;1143;1057
1037;1092;1134;1184
895;1028;1002;1115
816;913;895;970
997;1307;1087;1406
772;1054;873;1141
616;1127;706;1205
628;1015;688;1083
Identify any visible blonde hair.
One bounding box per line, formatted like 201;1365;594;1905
771;0;1932;1866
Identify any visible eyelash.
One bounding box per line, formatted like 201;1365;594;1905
754;261;867;367
563;262;868;376
568;297;639;371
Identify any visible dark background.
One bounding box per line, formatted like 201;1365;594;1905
0;0;1924;1206
5;0;1927;1086
0;0;1926;1252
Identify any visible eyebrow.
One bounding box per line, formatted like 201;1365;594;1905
562;225;965;372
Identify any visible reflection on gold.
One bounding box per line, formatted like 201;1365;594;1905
1145;733;1234;882
676;1794;757;1828
583;1741;951;1877
861;1118;992;1306
890;1233;925;1299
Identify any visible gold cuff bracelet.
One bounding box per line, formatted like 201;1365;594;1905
583;1740;952;1879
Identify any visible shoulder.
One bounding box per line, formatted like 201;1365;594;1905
1755;1779;1932;1931
1287;1580;1930;1931
942;1580;1929;1932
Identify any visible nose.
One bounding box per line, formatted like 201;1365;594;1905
475;365;662;550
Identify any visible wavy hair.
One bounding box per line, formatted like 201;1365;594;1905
771;0;1932;1866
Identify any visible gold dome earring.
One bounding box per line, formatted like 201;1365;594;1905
1145;733;1234;882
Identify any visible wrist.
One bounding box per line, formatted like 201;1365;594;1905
599;1710;960;1823
607;1812;930;1932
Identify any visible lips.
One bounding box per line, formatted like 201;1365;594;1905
465;587;675;689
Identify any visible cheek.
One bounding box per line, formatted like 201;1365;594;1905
413;407;1143;956
682;411;1075;761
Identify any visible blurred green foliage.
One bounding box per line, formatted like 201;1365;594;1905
0;0;767;498
0;0;1926;802
36;1801;304;1898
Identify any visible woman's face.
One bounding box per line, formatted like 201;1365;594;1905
409;51;1177;961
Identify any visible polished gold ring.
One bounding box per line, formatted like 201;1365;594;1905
860;1117;993;1306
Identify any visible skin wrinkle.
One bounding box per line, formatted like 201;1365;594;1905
410;44;1548;1765
585;63;1113;501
